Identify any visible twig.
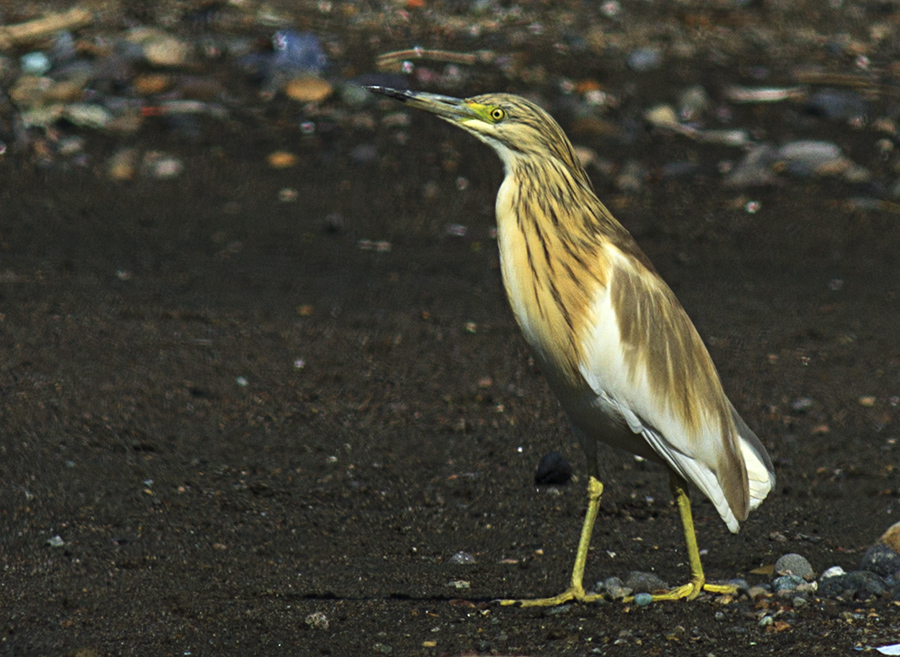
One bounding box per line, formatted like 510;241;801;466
0;7;93;52
376;47;493;72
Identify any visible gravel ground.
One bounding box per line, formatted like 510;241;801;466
2;1;900;655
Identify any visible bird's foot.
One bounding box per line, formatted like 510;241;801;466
499;584;603;607
625;578;738;602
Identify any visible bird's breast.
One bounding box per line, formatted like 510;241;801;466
494;174;605;392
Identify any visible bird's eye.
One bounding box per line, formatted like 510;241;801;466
489;107;506;122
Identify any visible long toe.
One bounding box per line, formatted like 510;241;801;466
499;585;604;607
627;580;739;603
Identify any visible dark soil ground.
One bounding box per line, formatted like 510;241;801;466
2;2;900;656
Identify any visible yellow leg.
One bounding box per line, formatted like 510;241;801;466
634;472;737;601
500;476;605;606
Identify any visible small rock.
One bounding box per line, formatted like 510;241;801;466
10;75;54;108
47;535;65;548
373;643;393;654
65;103;112;129
447;551;476;565
273;30;327;74
633;592;653;607
284;75;333;103
775;553;815;580
128;27;193;67
133;73;173;95
447;580;470;589
724;145;777;187
792;595;808;608
820;565;846;580
747;585;771;599
644;104;679;129
806;89;868;120
627;47;663;72
678;85;710;121
143;152;184;179
600;576;632;600
776;140;846;177
624;571;668;594
791;397;815;412
727;578;751;593
20;51;52;76
267;151;298;168
44;79;85;103
534;451;572;486
773;574;804;593
860;544;900;577
818;570;888;600
881;521;900;555
305;611;329;630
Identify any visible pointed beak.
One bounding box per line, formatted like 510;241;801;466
366;86;477;123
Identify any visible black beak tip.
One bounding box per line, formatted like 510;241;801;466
365;85;410;102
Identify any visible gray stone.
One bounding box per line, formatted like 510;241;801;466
624;571;668;594
447;551;476;565
818;570;888;600
859;544;900;577
600;576;632;600
775;553;815;580
773;574;804;593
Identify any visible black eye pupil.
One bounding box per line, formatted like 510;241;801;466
493;109;503;120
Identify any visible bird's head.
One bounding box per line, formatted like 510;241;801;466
367;86;585;176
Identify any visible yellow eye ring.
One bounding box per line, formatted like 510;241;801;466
489;107;506;122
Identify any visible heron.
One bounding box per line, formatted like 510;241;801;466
367;86;775;606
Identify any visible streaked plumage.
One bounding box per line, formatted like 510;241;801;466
368;86;775;604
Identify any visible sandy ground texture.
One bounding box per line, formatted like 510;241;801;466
2;1;900;655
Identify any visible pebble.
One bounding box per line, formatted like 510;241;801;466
132;73;173;96
633;592;653;607
624;571;668;594
20;51;52;76
778;142;869;182
879;521;900;555
598;576;632;600
775;553;815;580
627;47;663;72
534;451;572;485
284;76;334;103
821;565;846;580
806;89;869;120
305;611;329;630
859;544;900;577
772;574;805;593
447;550;476;565
724;145;778;187
47;535;65;548
678;85;710;121
64;103;112;129
267;151;298;168
142;152;184;179
818;570;888;600
273;30;327;74
127;27;194;67
747;585;771;599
